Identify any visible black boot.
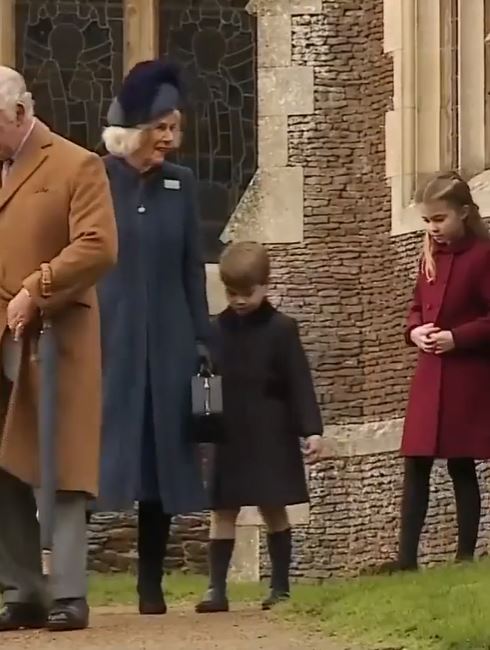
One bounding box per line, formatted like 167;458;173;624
137;501;171;615
195;539;234;614
262;529;291;610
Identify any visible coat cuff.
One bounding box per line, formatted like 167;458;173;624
404;324;418;346
22;263;52;305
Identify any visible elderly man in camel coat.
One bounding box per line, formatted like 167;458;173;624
0;66;117;632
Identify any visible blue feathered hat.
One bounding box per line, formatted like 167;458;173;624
107;60;185;128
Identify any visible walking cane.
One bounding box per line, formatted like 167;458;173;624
37;316;57;577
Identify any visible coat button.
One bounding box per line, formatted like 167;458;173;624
426;304;432;310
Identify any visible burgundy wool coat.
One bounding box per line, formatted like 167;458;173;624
402;236;490;458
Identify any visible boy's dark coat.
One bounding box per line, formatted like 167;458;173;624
210;301;323;509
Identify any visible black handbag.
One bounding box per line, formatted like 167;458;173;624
191;363;225;444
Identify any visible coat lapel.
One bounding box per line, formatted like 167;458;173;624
0;121;52;212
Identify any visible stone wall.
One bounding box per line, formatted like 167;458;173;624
88;512;209;575
261;458;490;580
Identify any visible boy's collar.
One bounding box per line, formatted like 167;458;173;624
222;299;274;325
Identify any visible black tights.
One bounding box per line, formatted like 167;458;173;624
398;457;481;569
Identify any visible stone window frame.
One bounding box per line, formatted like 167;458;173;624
385;0;490;236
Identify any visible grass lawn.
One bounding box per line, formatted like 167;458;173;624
89;560;490;650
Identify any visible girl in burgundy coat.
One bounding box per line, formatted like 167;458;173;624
398;171;490;571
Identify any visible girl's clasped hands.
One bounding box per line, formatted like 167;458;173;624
410;323;455;355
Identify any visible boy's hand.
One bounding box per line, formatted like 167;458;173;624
304;435;323;464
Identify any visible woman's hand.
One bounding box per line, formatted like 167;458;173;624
410;323;440;353
196;341;212;372
431;330;455;355
304;435;323;464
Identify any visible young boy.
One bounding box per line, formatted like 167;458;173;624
196;241;323;613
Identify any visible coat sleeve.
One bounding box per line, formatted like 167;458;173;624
22;153;117;310
452;249;490;350
282;318;323;438
405;274;423;346
183;168;210;342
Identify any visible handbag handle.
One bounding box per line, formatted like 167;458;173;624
198;360;214;378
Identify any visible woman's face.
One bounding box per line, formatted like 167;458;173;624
138;110;182;167
421;199;467;244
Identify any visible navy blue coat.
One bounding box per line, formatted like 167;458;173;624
96;156;209;514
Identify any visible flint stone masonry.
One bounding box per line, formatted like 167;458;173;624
88;0;490;578
88;512;209;575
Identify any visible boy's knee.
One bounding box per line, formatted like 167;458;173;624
259;507;290;533
210;509;240;539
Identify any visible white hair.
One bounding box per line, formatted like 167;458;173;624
102;126;144;157
0;66;34;120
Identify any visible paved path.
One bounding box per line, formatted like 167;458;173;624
2;606;339;649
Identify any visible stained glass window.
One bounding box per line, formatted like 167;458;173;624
15;0;123;152
160;0;258;262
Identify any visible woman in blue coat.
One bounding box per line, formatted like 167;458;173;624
96;61;210;614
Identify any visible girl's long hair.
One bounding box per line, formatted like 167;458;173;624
415;171;489;282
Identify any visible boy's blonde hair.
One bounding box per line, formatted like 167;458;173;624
415;171;489;282
219;241;270;291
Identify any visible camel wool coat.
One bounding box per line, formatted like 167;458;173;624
0;120;117;495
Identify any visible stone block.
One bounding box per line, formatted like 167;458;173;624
230;526;260;582
258;14;291;67
258;115;288;168
222;167;304;244
290;0;322;13
247;0;322;14
205;264;227;315
259;67;314;116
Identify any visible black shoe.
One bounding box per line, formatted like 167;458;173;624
195;588;229;614
195;539;234;615
0;602;47;631
46;598;89;632
139;593;167;616
375;560;418;575
262;590;290;611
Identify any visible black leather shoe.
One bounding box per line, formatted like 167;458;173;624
261;590;290;611
0;603;47;631
195;588;229;614
46;598;89;632
139;594;167;616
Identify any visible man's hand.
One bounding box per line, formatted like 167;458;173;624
431;330;455;355
410;323;440;353
304;435;323;464
7;288;37;341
